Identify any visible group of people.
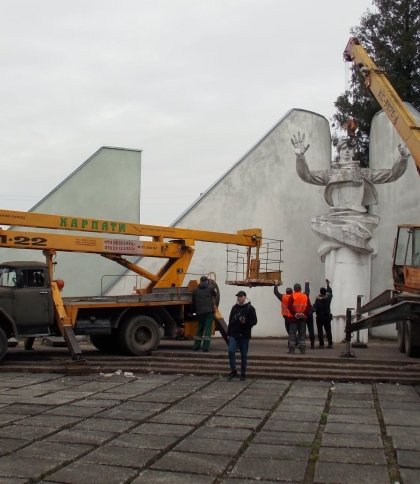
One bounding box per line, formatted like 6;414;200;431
273;280;333;354
191;274;333;381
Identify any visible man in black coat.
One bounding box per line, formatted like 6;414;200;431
227;290;257;381
304;281;316;349
312;279;333;349
192;276;217;352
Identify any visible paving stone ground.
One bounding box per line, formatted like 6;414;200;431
0;371;419;483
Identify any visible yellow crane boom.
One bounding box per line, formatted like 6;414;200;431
343;37;420;172
0;208;281;291
0;209;261;246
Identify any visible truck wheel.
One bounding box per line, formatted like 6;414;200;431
397;321;406;353
0;327;8;361
404;321;420;357
119;315;160;356
90;335;119;353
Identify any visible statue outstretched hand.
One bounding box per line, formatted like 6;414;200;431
398;143;410;158
291;132;310;156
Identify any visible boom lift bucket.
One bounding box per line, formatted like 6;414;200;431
225;238;283;287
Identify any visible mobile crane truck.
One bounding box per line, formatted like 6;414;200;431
342;38;420;357
0;209;282;362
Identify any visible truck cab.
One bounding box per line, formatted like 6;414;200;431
0;261;55;337
393;225;420;294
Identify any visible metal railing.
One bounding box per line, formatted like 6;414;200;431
226;238;283;287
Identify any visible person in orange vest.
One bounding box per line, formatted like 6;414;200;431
287;283;310;354
273;283;294;347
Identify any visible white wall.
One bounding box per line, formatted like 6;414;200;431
176;109;332;337
0;147;142;296
109;109;330;337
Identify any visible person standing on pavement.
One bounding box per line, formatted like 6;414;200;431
192;276;217;352
312;280;333;349
227;290;257;381
304;281;315;350
273;282;293;344
287;283;310;354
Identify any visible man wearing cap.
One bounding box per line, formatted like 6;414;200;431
287;283;310;354
227;290;257;381
192;276;217;352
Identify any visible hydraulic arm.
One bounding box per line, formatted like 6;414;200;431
343;37;420;172
0;209;281;290
0;209;261;246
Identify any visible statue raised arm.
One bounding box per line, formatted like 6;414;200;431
291;132;329;186
291;132;409;252
291;132;310;156
291;132;314;182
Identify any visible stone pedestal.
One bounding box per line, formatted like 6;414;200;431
321;245;371;344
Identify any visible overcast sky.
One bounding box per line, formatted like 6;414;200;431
1;0;374;226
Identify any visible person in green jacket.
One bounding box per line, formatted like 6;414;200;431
192;276;217;352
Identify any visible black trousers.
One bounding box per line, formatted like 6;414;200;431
306;313;315;344
284;317;290;334
316;314;332;346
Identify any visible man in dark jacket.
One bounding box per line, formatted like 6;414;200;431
192;276;217;352
312;279;333;349
227;290;257;381
304;281;315;349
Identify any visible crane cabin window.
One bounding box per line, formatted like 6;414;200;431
0;267;17;287
19;269;45;288
395;227;420;268
413;228;420;267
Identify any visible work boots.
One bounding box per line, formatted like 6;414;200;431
228;370;238;381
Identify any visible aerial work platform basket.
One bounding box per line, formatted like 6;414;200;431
225;238;283;287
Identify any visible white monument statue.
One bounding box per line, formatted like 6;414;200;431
291;132;410;342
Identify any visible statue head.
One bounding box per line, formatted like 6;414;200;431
336;137;358;166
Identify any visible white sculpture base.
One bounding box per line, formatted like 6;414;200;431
322;245;371;344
